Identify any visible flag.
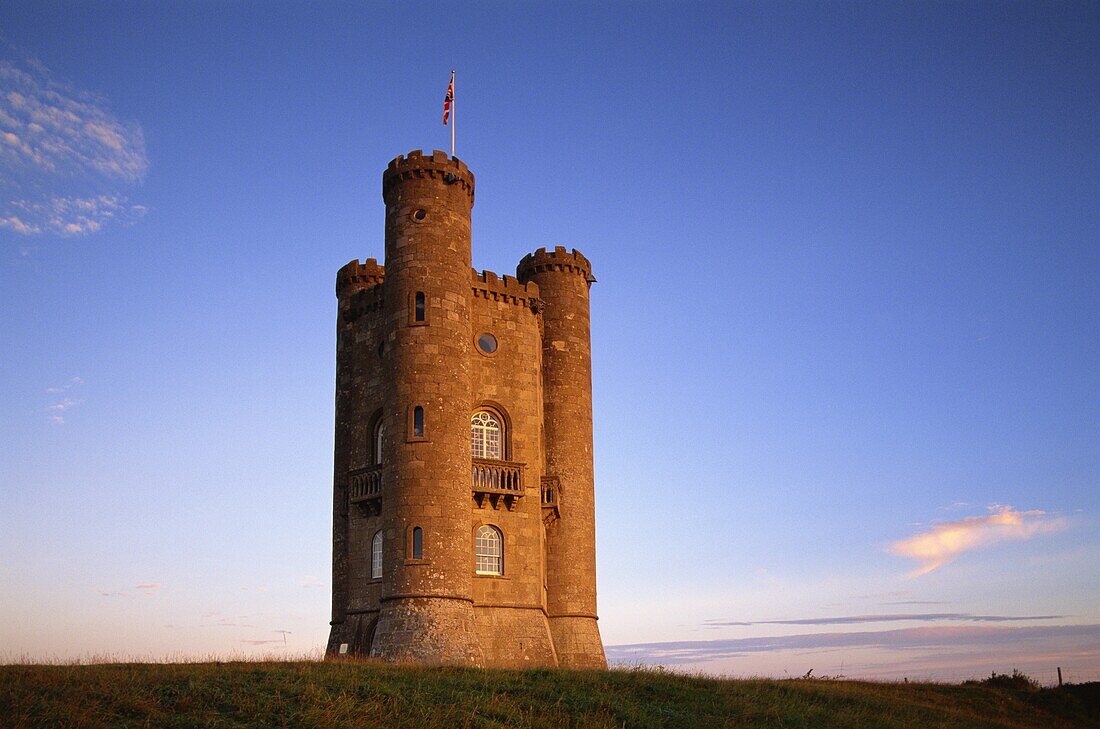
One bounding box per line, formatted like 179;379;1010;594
443;70;454;125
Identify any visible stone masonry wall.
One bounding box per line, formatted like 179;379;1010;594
469;271;556;666
328;154;605;668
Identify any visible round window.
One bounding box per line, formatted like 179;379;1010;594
412;209;427;222
476;333;498;355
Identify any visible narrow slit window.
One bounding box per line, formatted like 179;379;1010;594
414;291;426;322
413;406;424;438
412;526;423;559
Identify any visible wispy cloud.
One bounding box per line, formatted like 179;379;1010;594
888;505;1067;575
135;583;160;596
607;624;1100;668
0;57;147;238
300;575;324;589
45;376;83;394
242;630;292;647
1;195;146;237
704;612;1064;628
44;376;83;424
197;612;255;628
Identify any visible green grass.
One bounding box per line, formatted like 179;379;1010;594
1;660;1097;728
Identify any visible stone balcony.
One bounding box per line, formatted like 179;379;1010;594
540;475;560;524
350;461;528;513
348;464;382;515
472;458;525;511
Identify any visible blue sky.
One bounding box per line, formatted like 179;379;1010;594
1;1;1097;680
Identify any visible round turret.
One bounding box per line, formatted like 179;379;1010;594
372;149;482;665
516;246;593;283
517;245;607;669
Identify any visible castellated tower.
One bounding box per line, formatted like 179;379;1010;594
326;150;606;668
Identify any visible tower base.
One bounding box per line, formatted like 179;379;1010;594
369;597;483;665
473;605;558;668
326;611;379;658
549;616;607;669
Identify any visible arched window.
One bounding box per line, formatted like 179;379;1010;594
475;525;503;575
411;526;423;560
413;406;424;438
371;531;383;579
372;419;384;465
470;411;502;460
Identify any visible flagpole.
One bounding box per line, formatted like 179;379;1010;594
450;69;456;158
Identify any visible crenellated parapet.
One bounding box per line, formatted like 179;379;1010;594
382;149;475;205
471;268;541;309
516;246;593;283
337;258;385;299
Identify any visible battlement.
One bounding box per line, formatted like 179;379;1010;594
471;268;541;308
382;149;475;204
516;246;593;283
336;258;385;299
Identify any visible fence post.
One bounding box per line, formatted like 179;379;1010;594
1057;667;1063;687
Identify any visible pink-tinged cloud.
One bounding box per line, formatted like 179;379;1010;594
0;59;148;237
888;505;1067;575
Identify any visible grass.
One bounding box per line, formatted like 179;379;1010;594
1;660;1097;728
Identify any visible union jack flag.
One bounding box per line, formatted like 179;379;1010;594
443;70;454;125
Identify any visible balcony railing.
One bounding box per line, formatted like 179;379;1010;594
472;458;525;510
349;464;382;514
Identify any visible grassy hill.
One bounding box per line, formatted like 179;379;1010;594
1;660;1097;728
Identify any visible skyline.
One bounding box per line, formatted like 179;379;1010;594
1;1;1097;681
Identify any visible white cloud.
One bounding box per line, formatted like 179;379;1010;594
0;58;147;237
45;376;82;394
44;377;84;424
0;215;38;235
0;62;147;182
4;195;145;237
888;505;1067;576
300;575;325;589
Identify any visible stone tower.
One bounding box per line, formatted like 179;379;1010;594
326;150;606;668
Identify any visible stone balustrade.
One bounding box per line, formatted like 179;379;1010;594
472;458;525;510
349;465;382;514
